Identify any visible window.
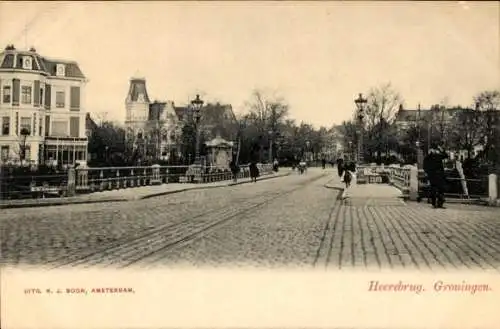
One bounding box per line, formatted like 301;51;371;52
52;121;68;136
22;56;32;70
69;117;80;137
45;115;50;136
1;146;9;161
15;112;19;135
2;86;11;103
39;118;43;136
2;116;9;135
21;86;32;104
56;64;65;77
56;91;65;108
20;117;31;134
33;113;37;136
44;84;51;109
70;86;80;111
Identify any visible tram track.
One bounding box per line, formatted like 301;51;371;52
51;173;327;268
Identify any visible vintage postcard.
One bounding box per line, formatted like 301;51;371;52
1;1;499;328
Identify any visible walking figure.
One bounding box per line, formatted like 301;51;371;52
423;144;448;208
230;160;240;183
249;161;259;183
273;158;279;172
336;158;344;178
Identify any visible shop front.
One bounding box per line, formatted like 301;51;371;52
42;137;88;167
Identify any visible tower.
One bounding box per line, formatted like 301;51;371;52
125;77;150;144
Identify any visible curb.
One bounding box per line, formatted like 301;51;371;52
1;172;291;208
0;198;128;209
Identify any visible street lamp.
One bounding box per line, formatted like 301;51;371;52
305;140;311;162
268;130;273;163
416;141;424;169
354;93;367;164
191;94;204;164
20;127;30;164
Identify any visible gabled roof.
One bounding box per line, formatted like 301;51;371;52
174;106;188;121
85;113;98;130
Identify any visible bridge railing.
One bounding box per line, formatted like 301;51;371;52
356;164;498;204
75;163;276;193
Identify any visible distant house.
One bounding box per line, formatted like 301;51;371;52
394;104;464;132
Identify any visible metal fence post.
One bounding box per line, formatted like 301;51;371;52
67;167;76;197
488;174;498;206
409;166;418;201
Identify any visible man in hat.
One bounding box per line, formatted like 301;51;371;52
423;143;448;208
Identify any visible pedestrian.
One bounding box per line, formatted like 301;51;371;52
273;158;279;172
336;158;344;178
298;159;307;174
321;158;326;169
230;160;240;183
423;144;448;208
249;161;259;183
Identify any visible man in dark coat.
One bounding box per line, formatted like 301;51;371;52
249;161;259;183
336;158;344;178
230;159;240;183
423;144;448;208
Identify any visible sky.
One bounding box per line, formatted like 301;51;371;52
0;1;498;128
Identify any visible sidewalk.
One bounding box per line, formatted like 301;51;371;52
0;171;290;209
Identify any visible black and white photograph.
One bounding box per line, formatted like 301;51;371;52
0;1;499;328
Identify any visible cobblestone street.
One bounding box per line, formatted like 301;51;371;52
1;168;500;271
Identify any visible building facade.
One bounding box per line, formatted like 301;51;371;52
124;77;238;161
0;45;87;166
125;77;181;160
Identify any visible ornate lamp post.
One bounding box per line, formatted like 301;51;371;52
305;140;311;162
268;130;273;163
416;141;423;168
20;127;30;165
354;93;367;164
191;94;204;164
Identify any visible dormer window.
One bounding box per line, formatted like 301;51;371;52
56;64;66;77
22;56;32;70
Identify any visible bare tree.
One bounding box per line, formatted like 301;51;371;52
474;90;500;163
244;90;289;161
449;106;482;158
364;83;404;129
363;83;403;160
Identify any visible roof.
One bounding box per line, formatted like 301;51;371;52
126;77;151;103
205;134;234;148
395;106;469;123
174;106;188;121
0;46;86;79
85;113;98;130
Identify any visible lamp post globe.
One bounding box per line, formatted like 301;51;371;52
191;94;204;164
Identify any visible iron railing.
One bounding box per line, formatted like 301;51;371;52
1;163;276;200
